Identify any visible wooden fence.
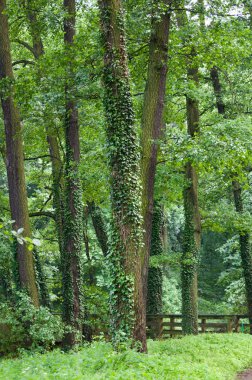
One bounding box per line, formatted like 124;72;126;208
147;314;252;339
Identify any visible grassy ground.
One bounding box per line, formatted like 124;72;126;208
1;334;252;379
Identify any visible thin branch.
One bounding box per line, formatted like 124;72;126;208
39;192;53;212
13;39;35;56
12;59;35;67
24;154;52;161
29;211;56;220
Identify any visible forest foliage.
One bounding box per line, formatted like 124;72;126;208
0;0;252;354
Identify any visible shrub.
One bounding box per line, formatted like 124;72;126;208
0;292;64;355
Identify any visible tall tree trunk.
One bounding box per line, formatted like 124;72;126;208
210;65;252;334
181;54;201;335
141;0;171;321
182;161;200;334
147;202;164;314
176;3;201;334
46;133;65;257
0;0;39;305
98;0;145;351
62;0;84;346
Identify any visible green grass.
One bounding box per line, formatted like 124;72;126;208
1;334;252;379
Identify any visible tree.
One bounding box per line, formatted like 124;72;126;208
176;4;201;335
0;0;39;305
141;0;171;321
98;0;146;351
210;64;252;334
62;0;84;346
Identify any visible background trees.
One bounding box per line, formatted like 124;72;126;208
0;0;252;354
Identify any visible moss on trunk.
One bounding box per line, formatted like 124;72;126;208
147;202;164;315
62;0;84;347
99;0;145;351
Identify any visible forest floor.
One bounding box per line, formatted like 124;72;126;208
1;334;252;379
237;369;252;379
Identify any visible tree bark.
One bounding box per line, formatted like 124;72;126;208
141;0;171;320
62;0;84;347
46;134;65;257
147;202;164;314
87;201;108;257
181;54;201;335
98;0;146;351
0;0;39;306
210;66;225;115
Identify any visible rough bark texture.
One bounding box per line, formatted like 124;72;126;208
88;201;108;257
99;0;145;351
210;65;252;334
182;161;200;334
141;0;171;320
62;0;84;346
47;134;65;257
147;202;164;314
0;0;39;305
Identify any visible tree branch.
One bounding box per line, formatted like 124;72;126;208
29;211;56;220
13;39;35;56
12;59;35;67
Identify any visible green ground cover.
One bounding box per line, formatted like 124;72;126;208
1;334;252;380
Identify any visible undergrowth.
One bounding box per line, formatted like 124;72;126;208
1;334;252;379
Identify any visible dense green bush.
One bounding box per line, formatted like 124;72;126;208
0;293;63;355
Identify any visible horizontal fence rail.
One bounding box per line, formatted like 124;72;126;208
146;314;251;339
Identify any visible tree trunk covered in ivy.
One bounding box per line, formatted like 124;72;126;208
0;0;39;306
34;250;50;307
176;2;200;335
88;201;108;257
210;65;252;334
141;1;170;312
47;134;65;256
181;58;201;335
83;206;96;286
22;0;65;260
147;202;164;314
62;0;84;346
99;0;146;351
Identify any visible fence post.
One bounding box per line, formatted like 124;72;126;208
201;318;206;333
227;317;233;333
234;316;240;333
170;316;175;338
154;316;163;339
